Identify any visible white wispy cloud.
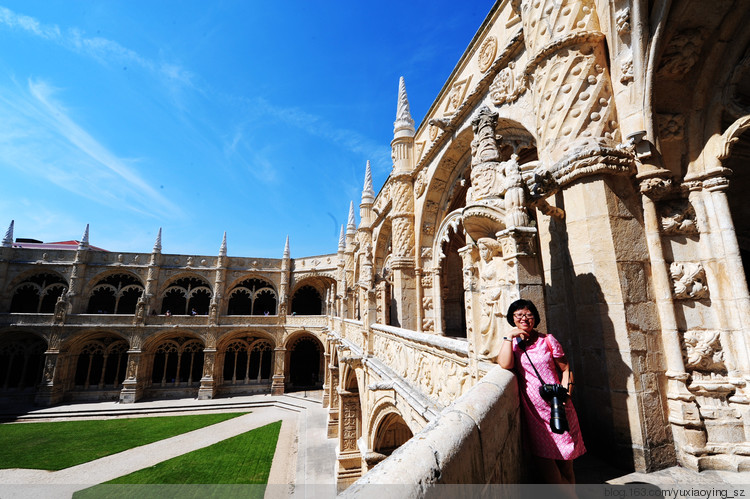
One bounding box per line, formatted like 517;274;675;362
0;6;194;90
0;77;183;219
252;96;392;172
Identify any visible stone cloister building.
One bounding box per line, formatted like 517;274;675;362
3;0;750;490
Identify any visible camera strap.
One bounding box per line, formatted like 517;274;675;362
516;337;550;386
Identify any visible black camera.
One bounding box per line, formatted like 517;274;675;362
539;383;569;434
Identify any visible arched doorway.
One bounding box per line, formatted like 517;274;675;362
724;129;750;288
288;335;323;389
373;411;413;457
291;285;323;315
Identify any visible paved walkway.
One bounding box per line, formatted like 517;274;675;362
0;392;337;498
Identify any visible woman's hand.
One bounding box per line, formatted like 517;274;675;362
509;327;530;342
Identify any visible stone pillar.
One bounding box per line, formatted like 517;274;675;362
638;178;702;465
327;365;340;438
271;347;286;395
119;350;143;403
322;350;331;408
337;390;363;492
198;348;217;400
561;176;671;471
34;351;64;406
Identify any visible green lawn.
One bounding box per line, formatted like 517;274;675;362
0;412;247;471
75;421;281;499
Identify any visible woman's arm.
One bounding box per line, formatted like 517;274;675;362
553;356;573;395
496;327;525;369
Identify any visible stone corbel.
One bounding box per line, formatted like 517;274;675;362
497;226;537;260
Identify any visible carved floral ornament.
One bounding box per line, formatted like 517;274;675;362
683;330;724;372
670;261;708;300
659;200;698;235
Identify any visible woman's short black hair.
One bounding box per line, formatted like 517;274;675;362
506;299;541;327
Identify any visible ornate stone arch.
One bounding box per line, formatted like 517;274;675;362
8;271;68;314
368;400;414;459
158;274;213;316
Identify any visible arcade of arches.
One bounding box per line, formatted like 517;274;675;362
5;0;750;490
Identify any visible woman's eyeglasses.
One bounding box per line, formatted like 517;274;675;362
513;313;535;320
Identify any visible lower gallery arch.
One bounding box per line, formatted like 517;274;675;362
144;334;205;398
218;333;275;395
286;333;324;390
70;334;129;398
372;410;413;458
0;332;46;396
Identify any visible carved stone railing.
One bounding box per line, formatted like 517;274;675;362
342;366;521;493
284;315;328;328
370;324;471;408
337;319;366;351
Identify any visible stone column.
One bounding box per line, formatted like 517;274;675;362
34;351;64;406
337;390;363;491
639;178;702;464
198;348;217;400
327;365;340;438
322;350;331;408
389;174;417;330
271;346;286;395
119;350;143;403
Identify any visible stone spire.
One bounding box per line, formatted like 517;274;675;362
347;201;356;235
2;220;13;247
393;76;415;138
219;231;227;257
361;160;375;205
77;224;90;250
283;235;290;259
153;228;162;253
338;225;346;252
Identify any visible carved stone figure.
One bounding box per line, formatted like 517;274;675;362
476;238;506;358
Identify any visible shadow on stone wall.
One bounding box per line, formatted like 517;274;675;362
544;192;635;472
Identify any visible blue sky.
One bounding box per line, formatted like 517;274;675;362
0;1;493;258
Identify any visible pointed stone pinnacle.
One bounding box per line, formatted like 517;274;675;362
347;201;356;234
338;225;346;251
153;228;162;253
283;235;290;258
362;160;375;205
220;231;227;257
394;76;415;136
2;220;14;247
78;224;90;250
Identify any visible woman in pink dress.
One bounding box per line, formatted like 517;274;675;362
497;299;585;484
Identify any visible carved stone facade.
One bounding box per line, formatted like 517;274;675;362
327;0;750;488
4;0;750;490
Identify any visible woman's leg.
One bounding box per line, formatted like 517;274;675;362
557;459;575;484
533;456;566;483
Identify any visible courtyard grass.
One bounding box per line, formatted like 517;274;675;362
75;421;281;499
0;412;247;471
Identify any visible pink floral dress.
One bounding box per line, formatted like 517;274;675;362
512;333;586;460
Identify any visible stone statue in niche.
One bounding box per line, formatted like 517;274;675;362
476;237;506;358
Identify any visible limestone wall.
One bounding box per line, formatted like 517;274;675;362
341;366;521;494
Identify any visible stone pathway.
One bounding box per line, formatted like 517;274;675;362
0;393;336;498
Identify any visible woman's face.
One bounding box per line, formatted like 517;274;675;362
513;308;535;333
